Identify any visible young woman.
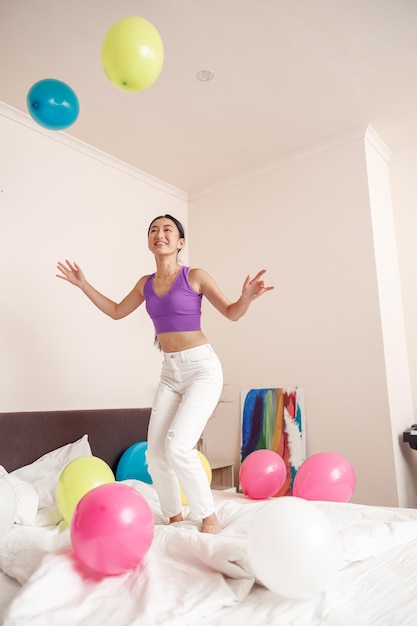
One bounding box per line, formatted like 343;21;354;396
57;214;273;533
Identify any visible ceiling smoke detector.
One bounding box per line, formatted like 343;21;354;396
196;70;214;82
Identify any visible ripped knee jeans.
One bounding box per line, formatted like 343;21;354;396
146;344;223;519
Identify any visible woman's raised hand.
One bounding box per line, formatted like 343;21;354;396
242;270;274;301
56;260;86;288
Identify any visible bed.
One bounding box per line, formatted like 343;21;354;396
1;408;417;625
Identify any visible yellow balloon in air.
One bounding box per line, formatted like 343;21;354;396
180;452;212;506
101;16;164;92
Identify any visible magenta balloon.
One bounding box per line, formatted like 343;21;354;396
293;452;356;502
71;483;154;575
239;449;286;500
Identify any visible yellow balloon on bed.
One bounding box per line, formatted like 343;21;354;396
101;16;164;92
180;452;212;506
56;456;115;523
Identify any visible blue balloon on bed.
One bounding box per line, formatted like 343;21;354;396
116;441;153;484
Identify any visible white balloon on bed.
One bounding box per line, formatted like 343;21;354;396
247;496;340;600
0;477;17;541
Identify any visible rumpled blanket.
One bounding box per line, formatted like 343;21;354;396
2;482;417;626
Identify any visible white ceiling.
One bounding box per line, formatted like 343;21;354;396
2;0;417;195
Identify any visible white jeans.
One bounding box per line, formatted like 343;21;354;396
147;344;223;519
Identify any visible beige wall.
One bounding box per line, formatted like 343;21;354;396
3;102;417;508
390;148;417;500
189;131;410;507
390;149;417;417
364;132;415;507
0;104;187;411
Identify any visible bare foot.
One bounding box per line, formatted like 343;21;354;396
169;512;183;524
201;513;222;534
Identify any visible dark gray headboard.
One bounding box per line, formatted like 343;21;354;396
0;408;151;472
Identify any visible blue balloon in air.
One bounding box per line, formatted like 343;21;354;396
26;78;80;130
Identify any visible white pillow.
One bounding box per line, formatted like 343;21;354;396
35;505;64;527
10;434;92;509
0;466;39;526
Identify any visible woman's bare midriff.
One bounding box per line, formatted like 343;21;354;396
157;330;209;353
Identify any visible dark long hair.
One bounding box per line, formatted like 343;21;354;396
147;214;185;239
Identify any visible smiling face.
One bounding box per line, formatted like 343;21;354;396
147;216;185;257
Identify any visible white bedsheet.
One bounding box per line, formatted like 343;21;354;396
2;482;417;626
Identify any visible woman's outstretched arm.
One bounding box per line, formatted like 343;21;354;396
191;268;274;321
56;260;146;320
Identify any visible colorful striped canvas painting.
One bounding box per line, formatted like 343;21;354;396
241;387;306;496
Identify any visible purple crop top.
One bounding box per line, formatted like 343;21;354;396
143;266;202;334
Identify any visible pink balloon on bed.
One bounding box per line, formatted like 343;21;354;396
239;449;286;499
293;452;356;502
71;482;154;575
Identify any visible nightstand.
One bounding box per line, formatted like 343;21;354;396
210;461;235;489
